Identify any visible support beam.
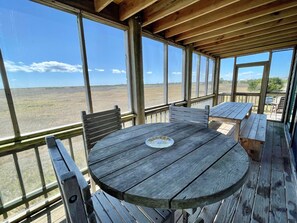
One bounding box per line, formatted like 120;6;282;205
205;57;209;96
0;50;20;138
184;45;193;107
142;0;200;27
77;13;93;114
119;0;158;21
284;47;297;124
165;0;277;38
94;0;113;12
127;16;145;124
196;54;201;97
213;57;220;106
153;0;239;33
231;57;237;102
164;44;168;105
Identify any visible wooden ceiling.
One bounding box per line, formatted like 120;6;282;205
58;0;297;58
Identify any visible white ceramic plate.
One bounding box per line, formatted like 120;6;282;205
145;136;174;149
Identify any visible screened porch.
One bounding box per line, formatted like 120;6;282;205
1;0;297;222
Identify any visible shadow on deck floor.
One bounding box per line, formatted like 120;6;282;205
21;121;297;223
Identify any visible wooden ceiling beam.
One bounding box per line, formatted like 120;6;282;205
173;0;297;41
181;7;297;44
152;0;239;34
203;31;297;52
212;40;297;58
119;0;158;21
142;0;200;27
205;32;297;52
194;22;297;48
165;0;277;38
210;40;297;58
193;18;297;48
94;0;113;12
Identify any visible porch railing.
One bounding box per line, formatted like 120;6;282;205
218;92;286;114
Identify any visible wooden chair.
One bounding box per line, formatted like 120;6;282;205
271;96;285;117
81;105;122;155
46;136;173;223
169;105;210;128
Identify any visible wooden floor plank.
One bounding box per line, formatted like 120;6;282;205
232;160;260;223
279;123;297;223
251;121;273;223
269;122;287;222
197;201;222;223
213;187;242;223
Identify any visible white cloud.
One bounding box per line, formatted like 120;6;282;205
95;68;105;72
112;69;126;74
4;60;83;73
172;71;182;75
146;71;153;74
238;71;254;76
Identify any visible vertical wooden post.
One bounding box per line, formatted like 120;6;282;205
197;54;201;97
205;57;209;96
184;45;193;107
259;59;271;114
164;44;168;105
231;57;237;102
213;57;221;106
0;50;20;138
127;16;145;125
77;13;93;114
284;47;296;124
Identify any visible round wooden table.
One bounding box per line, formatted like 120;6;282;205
88;123;250;209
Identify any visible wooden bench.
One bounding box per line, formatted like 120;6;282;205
46;136;173;223
239;113;267;161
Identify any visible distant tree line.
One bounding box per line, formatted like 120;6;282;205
247;77;284;92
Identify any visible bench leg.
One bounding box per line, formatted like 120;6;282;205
234;122;240;142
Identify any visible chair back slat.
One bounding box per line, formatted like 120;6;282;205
169;105;210;128
82;106;122;154
46;136;95;223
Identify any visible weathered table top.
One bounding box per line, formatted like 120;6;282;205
88;123;250;209
209;102;253;122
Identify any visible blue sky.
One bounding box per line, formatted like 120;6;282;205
0;0;294;88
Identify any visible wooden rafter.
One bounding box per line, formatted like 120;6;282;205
181;7;297;44
194;22;297;48
208;35;297;54
214;40;297;58
119;0;158;21
94;0;113;12
142;0;200;27
165;0;277;38
152;0;240;33
200;29;297;52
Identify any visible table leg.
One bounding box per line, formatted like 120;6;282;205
234;122;240;142
248;109;252;117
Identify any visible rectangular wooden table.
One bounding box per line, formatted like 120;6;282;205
209;102;253;142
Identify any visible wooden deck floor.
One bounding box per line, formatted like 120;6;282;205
20;121;297;223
